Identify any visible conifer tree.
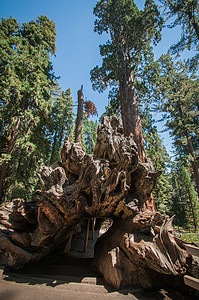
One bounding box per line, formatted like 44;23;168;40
141;107;172;213
170;162;199;230
50;86;74;164
82;116;98;154
160;0;199;71
169;163;188;228
0;16;56;202
156;55;199;200
90;0;163;161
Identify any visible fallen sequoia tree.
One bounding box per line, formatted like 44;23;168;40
0;116;196;289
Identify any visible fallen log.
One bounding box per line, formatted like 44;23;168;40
0;116;193;290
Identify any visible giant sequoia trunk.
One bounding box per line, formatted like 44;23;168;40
118;47;146;163
0;116;194;290
119;64;155;211
119;76;146;163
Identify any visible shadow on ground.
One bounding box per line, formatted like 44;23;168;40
1;254;197;300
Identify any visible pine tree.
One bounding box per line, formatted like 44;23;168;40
0;16;56;202
50;86;74;164
82;116;98;154
156;55;199;200
141;107;172;214
170;162;199;230
160;0;199;71
169;163;188;228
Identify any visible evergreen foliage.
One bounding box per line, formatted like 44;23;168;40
170;162;199;230
141;107;172;214
100;87;121;121
156;55;199;199
50;86;74;164
82;114;98;154
91;0;163;163
0;16;56;201
90;0;163;99
160;0;199;71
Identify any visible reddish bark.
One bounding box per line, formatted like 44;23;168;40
119;74;155;212
119;79;146;162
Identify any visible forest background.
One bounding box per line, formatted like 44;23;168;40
0;0;198;239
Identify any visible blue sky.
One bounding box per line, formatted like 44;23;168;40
0;0;189;156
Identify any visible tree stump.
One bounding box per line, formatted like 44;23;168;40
0;116;193;289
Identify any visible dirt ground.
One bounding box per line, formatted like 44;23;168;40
0;255;197;300
0;230;198;300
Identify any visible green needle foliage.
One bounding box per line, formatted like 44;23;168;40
50;86;74;164
160;0;199;71
0;16;56;202
141;107;172;214
91;0;163;91
170;162;199;230
156;54;199;199
100;87;121;121
82;114;98;154
90;0;163;141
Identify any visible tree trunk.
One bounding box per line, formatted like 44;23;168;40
118;47;146;162
187;10;199;41
75;85;84;143
187;186;198;231
118;53;155;211
178;102;199;200
191;161;199;201
187;137;199;201
0;165;8;203
0;118;21;203
119;77;146;161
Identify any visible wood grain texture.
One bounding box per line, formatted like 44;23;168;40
0;116;194;289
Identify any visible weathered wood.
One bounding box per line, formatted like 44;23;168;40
84;219;90;252
75;85;84;144
0;116;194;291
63;233;73;254
185;244;199;257
184;244;199;291
184;275;199;290
92;212;189;289
91;218;96;240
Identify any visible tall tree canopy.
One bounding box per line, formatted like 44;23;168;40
156;54;199;200
160;0;199;71
170;162;199;230
0;16;56;201
90;0;163;161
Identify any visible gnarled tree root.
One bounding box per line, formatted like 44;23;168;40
0;116;193;291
